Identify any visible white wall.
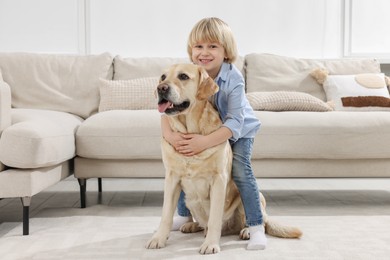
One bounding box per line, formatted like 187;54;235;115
0;0;389;62
0;0;83;53
89;0;341;58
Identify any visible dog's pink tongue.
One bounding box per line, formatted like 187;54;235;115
158;101;172;113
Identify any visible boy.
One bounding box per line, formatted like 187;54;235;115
161;17;266;250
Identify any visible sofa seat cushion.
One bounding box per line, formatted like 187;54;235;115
76;110;162;159
0;109;83;168
253;111;390;159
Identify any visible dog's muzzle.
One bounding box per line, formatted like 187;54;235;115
157;83;190;115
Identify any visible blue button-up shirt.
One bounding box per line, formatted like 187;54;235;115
213;62;261;142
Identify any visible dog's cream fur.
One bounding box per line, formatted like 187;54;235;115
146;64;302;254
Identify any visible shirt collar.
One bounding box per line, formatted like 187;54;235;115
214;62;231;83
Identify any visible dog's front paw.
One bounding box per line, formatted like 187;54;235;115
239;227;250;240
145;236;167;249
199;242;220;254
180;222;204;233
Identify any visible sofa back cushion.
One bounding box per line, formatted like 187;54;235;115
113;56;245;80
245;53;381;101
0;52;114;119
113;56;190;80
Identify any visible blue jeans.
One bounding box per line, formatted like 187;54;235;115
177;138;264;226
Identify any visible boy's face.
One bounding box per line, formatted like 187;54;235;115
191;42;225;79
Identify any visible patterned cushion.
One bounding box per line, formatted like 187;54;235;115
323;73;390;111
246;91;333;112
99;77;159;112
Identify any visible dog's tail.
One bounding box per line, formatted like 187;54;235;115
264;219;302;239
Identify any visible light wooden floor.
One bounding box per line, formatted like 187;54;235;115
1;176;390;225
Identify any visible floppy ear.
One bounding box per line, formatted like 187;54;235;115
196;67;219;100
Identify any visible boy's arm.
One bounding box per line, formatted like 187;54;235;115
161;115;172;140
178;126;232;156
202;126;232;148
161;115;185;150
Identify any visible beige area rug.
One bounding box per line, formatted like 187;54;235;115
0;205;389;260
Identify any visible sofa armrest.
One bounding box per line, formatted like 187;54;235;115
0;80;11;133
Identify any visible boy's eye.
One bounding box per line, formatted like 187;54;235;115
160;74;166;81
178;73;189;80
210;45;218;48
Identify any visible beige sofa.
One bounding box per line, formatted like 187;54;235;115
0;52;113;235
0;52;387;235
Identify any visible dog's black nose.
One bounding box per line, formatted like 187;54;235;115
157;83;169;94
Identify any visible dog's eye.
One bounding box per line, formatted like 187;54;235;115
178;73;189;80
160;74;166;81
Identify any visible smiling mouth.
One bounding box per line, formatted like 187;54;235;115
158;99;190;115
199;59;213;64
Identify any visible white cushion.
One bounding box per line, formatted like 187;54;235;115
99;77;159;112
0;52;113;119
323;73;390;111
246;91;333;112
0;109;83;168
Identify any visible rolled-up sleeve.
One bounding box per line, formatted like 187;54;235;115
214;62;260;142
222;81;246;142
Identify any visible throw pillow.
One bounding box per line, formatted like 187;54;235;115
246;91;333;112
322;73;390;111
99;77;159;112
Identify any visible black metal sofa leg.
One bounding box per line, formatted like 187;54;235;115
98;178;102;193
78;179;87;208
21;197;31;235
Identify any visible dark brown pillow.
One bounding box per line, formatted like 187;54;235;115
342;96;390;107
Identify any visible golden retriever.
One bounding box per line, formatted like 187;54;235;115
146;64;302;254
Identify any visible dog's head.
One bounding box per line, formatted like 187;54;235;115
157;64;219;116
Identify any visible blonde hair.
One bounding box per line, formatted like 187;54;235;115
187;17;238;64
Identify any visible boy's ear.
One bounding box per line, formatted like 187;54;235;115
196;66;219;100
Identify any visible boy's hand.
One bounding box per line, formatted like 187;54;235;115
165;131;186;151
177;134;209;156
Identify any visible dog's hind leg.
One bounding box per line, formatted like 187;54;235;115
146;174;181;249
239;227;250;240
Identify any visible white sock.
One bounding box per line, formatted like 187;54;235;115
171;215;192;231
247;225;267;250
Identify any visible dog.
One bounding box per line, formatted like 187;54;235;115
146;64;302;254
